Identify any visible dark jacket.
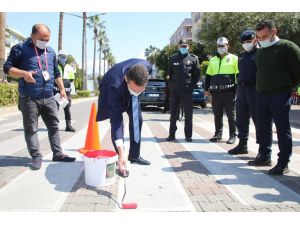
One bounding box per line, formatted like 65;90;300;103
96;58;152;141
238;48;257;82
4;38;61;99
168;52;200;92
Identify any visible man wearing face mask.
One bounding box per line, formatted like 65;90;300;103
205;37;239;144
3;24;76;170
166;39;200;142
248;20;300;175
228;30;260;155
53;50;76;132
96;58;152;176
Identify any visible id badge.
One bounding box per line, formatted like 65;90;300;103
42;71;50;81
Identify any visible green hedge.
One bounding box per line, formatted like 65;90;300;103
0;83;19;106
200;61;209;77
76;90;91;98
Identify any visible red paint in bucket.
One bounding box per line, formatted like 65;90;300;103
84;150;117;158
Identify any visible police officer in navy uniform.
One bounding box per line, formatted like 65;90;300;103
166;39;200;142
205;37;239;144
228;30;260;155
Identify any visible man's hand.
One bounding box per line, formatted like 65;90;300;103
60;90;67;100
117;146;128;172
205;91;211;97
23;71;37;84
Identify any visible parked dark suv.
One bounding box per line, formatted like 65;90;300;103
192;83;208;108
140;78;166;109
140;79;208;110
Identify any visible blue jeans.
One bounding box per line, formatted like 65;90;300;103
19;96;63;160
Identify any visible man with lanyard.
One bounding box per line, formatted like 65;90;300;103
228;30;260;155
205;37;239;144
53;50;76;132
4;24;76;170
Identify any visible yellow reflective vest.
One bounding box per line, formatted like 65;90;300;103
58;64;75;80
205;53;239;91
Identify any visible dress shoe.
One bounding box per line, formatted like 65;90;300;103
53;153;76;162
65;120;76;132
30;157;42;170
268;164;289;175
166;135;175;141
128;156;151;165
226;135;237;144
228;140;248;155
185;137;192;142
248;155;271;166
209;134;222;142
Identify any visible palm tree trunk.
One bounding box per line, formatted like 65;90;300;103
82;12;87;90
92;26;97;93
103;53;106;74
0;12;6;81
58;12;64;51
99;46;102;77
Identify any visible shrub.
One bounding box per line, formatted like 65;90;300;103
76;90;91;98
0;83;19;106
200;61;209;77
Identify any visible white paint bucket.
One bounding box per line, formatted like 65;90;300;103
83;150;118;187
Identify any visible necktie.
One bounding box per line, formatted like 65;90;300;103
132;95;140;143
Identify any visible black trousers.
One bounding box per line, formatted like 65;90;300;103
111;98;143;159
55;92;72;121
169;91;193;138
211;90;237;136
256;91;292;166
19;96;63;160
236;85;259;142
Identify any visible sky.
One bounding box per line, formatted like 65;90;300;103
6;12;190;75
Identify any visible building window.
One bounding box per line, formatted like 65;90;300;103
186;27;192;33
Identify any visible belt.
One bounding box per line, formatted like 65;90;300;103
238;80;256;86
209;84;235;90
54;86;71;92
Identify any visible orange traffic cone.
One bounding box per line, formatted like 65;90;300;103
79;103;101;154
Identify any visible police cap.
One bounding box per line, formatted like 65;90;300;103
179;39;189;45
216;37;228;45
240;30;256;42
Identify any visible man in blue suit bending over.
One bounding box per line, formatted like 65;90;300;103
96;58;152;173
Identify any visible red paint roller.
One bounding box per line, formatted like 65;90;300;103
117;172;137;209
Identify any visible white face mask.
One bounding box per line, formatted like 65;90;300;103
258;33;275;48
35;40;49;50
242;42;254;52
128;88;141;97
217;47;227;55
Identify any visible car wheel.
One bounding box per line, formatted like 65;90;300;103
200;102;207;108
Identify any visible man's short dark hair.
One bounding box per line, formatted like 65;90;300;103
255;20;276;31
126;65;149;86
31;24;51;35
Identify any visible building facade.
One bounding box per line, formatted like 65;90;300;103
170;18;192;45
191;12;203;42
5;26;26;59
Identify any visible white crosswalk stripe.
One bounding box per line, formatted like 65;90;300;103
0;120;110;211
159;120;300;205
115;122;195;212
